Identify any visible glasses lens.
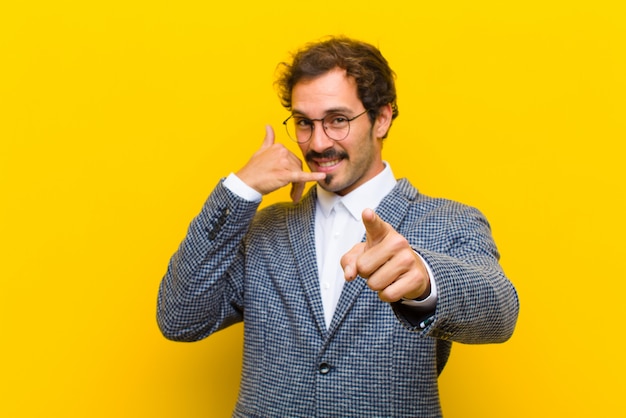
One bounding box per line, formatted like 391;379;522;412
285;117;312;143
323;114;350;141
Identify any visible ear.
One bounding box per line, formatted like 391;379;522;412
373;103;393;139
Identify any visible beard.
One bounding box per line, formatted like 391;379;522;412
305;148;347;191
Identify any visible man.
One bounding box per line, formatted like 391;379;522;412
157;36;519;417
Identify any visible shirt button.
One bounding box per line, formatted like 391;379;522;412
319;363;331;374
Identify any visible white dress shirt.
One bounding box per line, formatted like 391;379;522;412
224;163;437;329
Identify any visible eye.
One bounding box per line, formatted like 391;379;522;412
294;118;313;128
327;114;348;126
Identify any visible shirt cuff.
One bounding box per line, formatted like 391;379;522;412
400;252;438;308
223;173;263;202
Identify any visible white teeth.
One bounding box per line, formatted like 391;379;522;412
318;159;339;168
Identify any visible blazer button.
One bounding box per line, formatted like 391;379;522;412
319;363;331;375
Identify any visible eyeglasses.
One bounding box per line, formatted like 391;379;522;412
282;109;369;144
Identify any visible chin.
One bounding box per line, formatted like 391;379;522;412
317;176;339;193
319;177;354;196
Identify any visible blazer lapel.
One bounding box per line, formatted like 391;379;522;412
374;179;418;231
286;188;328;337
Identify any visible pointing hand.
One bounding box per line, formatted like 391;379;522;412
341;209;431;302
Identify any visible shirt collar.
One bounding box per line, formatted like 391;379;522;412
316;162;397;221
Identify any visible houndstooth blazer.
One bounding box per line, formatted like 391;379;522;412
157;178;519;417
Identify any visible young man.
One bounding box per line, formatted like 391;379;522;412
157;36;519;417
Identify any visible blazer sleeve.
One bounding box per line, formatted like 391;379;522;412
392;203;519;345
156;179;259;342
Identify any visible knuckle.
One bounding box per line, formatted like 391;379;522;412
367;278;381;291
355;258;371;278
394;234;410;247
378;288;400;303
397;249;417;266
339;253;351;266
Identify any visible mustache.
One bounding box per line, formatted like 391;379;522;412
305;149;348;162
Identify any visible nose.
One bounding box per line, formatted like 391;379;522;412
307;121;335;152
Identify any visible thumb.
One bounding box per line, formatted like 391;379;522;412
341;242;365;281
261;125;275;149
362;208;389;246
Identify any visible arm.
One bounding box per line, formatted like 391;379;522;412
395;205;519;343
156;182;259;341
157;126;325;341
342;205;519;344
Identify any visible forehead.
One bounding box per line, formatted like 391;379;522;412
291;68;362;115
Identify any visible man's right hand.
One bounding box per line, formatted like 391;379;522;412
236;125;326;203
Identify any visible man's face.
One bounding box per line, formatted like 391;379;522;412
292;68;391;196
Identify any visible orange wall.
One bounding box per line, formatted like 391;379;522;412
1;1;625;416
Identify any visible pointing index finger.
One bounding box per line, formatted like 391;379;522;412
362;208;390;245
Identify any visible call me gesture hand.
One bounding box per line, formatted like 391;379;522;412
236;125;326;203
341;208;431;302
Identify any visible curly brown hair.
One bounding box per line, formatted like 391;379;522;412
275;36;399;138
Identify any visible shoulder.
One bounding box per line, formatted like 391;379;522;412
393;179;483;216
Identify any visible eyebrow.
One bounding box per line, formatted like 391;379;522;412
291;107;355;118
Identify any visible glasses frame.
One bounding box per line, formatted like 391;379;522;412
282;109;370;144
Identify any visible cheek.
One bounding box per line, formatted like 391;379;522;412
345;133;376;159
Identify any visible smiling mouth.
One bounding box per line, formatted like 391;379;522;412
317;159;341;168
306;150;348;172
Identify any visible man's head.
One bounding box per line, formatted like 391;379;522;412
275;37;399;196
275;36;398;139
